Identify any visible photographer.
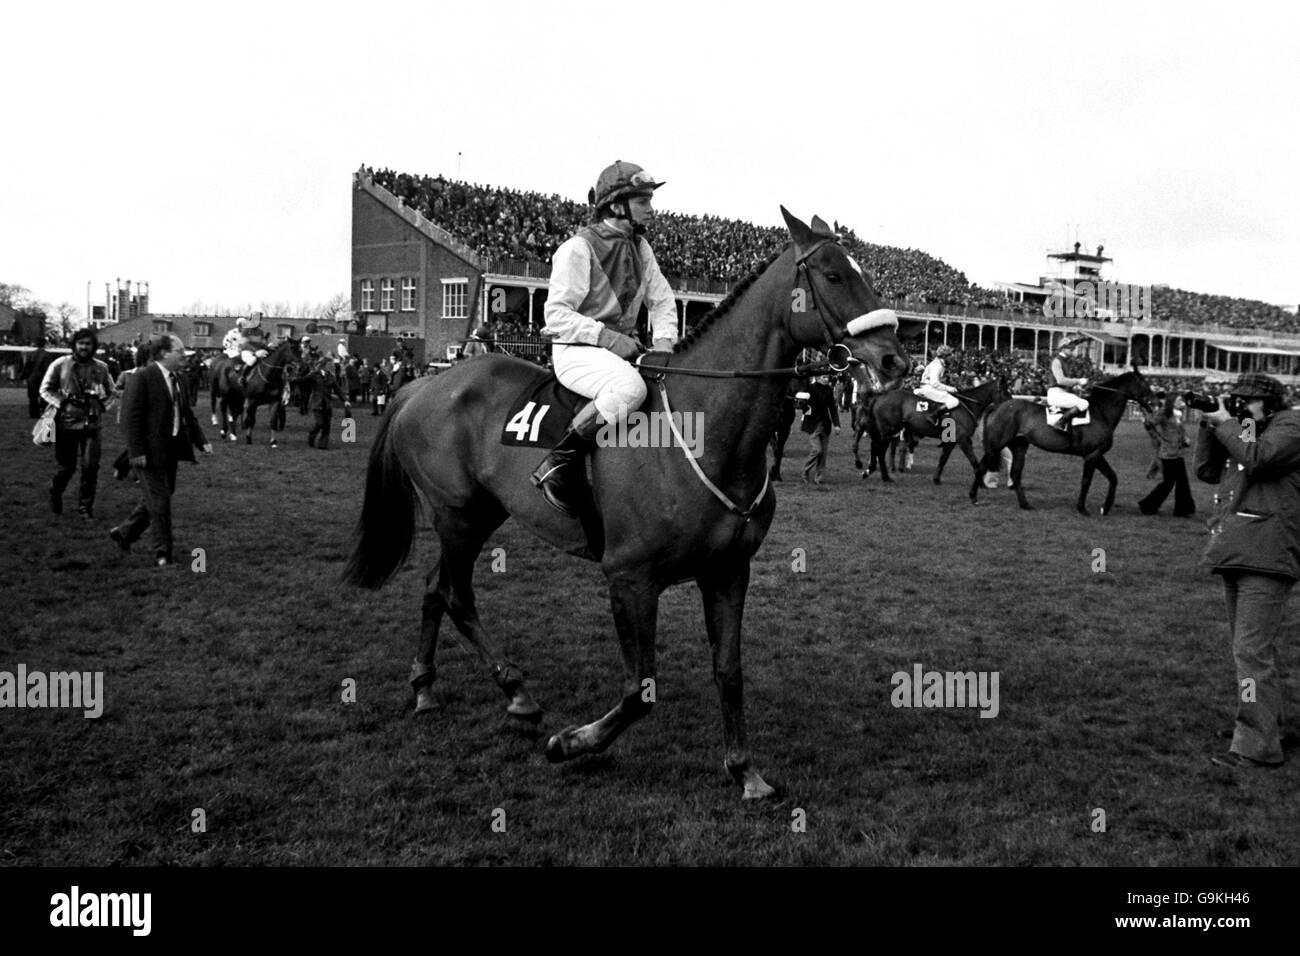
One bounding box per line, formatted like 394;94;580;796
39;328;115;519
1195;373;1300;767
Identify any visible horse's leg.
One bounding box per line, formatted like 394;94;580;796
421;505;541;720
853;424;866;475
1077;457;1099;516
546;569;660;761
958;436;981;475
1096;455;1118;516
872;427;892;483
903;432;915;472
244;404;256;445
699;561;776;800
1009;439;1033;510
934;442;955;484
210;384;221;428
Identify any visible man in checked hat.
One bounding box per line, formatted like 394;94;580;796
1196;371;1300;768
531;160;678;517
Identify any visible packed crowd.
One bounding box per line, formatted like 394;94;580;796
367;167;1010;308
1150;287;1296;332
366;167;1300;334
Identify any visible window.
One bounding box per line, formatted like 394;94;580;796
380;279;395;312
442;278;468;319
401;277;417;312
361;280;375;312
194;322;213;337
151;320;171;334
277;325;295;339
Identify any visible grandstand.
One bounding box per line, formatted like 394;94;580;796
351;166;1300;382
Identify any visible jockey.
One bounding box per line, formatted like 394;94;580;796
1047;342;1089;431
224;313;269;388
222;318;250;361
530;160;677;517
915;344;960;427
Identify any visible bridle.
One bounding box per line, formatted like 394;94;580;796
634;240;900;523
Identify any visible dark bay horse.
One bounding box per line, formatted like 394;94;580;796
209;340;299;445
969;368;1154;515
342;208;911;800
853;377;1012;484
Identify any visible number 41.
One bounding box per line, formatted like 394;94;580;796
505;401;550;442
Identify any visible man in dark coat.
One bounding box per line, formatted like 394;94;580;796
1196;372;1300;767
800;374;841;485
298;357;351;449
109;334;212;568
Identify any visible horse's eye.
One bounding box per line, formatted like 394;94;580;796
825;272;842;284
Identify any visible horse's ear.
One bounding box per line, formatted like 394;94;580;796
810;214;834;238
781;206;818;258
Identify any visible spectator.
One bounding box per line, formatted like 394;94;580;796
108;334;212;568
799;374;840;485
1138;394;1195;517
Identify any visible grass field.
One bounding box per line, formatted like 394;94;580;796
1;385;1296;866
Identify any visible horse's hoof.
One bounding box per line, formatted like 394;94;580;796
933;477;942;485
1077;507;1091;517
1020;503;1035;511
413;688;438;715
545;732;572;763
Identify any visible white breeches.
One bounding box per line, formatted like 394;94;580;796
1047;388;1088;411
552;344;647;425
224;345;241;359
241;350;257;367
916;385;959;409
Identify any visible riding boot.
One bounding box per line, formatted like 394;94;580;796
531;402;601;518
1056;409;1077;433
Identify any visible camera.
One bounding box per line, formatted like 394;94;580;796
1181;390;1219;413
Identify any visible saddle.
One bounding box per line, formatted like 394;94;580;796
499;369;587;448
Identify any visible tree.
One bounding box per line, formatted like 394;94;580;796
316;291;351;323
0;283;35;310
54;302;81;340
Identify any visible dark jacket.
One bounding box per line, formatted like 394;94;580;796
1195;409;1300;580
122;363;209;468
298;368;348;414
799;381;840;435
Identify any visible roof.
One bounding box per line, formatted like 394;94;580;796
1206;340;1300;356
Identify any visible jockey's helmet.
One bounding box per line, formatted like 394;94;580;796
935;345;954;358
589;161;665;210
236;317;249;331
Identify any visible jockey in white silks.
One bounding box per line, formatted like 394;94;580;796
915;344;961;426
1047;343;1089;430
223;313;269;387
530;160;677;517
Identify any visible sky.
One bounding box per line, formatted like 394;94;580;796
4;0;1298;318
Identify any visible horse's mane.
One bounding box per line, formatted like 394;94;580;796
671;249;786;354
1099;369;1140;387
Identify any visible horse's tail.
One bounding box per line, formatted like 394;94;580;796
342;405;416;589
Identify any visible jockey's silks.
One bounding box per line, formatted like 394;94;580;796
577;222;645;331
